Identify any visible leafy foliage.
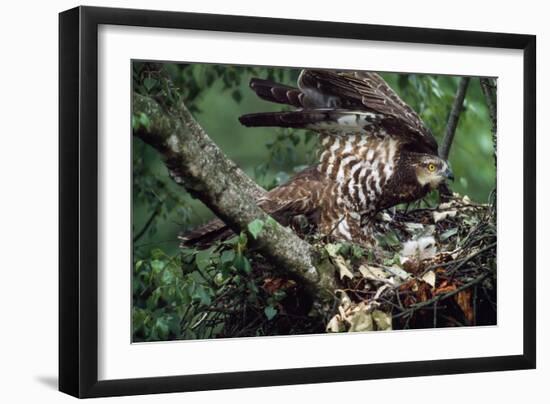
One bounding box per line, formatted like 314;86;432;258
133;231;321;341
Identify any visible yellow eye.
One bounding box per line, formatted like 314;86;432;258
427;163;436;172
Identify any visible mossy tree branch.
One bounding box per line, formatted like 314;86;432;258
132;93;337;300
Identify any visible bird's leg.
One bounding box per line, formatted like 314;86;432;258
355;213;377;247
325;216;345;242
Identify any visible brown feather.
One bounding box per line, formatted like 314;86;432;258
180;166;333;246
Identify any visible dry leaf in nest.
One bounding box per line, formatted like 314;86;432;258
399;279;433;306
358;265;390;282
421;270;436;288
455;289;474;324
336;290;352;310
262;277;296;294
385;265;412;282
334;256;354;280
417;281;432;302
372;310;392;331
435;267;446;275
433;279;457;295
326;314;345;332
398;279;416;294
348;309;374;332
327;297;392;332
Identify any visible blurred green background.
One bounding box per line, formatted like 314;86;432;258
133;63;496;258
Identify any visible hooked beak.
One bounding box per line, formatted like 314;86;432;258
444;167;455;182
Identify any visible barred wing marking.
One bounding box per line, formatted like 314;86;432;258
248;78;304;107
239;109;386;133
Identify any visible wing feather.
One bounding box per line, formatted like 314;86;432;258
298;70;438;154
240;69;439;155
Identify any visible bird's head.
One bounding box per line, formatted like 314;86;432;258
413;155;454;189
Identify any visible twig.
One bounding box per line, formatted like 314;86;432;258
133;202;162;243
393;271;492;320
420;241;496;277
447;241;496;278
439;77;471;161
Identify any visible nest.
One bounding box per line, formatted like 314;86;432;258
322;193;497;332
204;193;496;338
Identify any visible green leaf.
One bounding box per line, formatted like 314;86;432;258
146;288;162;310
151;259;164;275
351;244;365;259
195;248;214;271
242;257;252;275
238;232;248;248
160;269;175;285
138;112;150;129
143;77;157;92
153;317;170;339
375;230;401;249
264;305;277;320
247;219;265;239
132;308;147;333
234;254;252;274
220;249;235;264
135;260;144;272
150;248;164;260
192;285;212;306
223;236;239;246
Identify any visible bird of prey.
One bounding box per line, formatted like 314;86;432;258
181;69;454;246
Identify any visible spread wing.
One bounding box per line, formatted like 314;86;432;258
239;69;438;155
180;166;327;246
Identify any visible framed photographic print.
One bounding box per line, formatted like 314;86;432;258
59;6;536;398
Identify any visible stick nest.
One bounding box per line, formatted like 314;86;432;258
317;193;497;332
196;193;496;338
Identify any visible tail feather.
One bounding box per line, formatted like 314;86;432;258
239;111;323;128
249;78;304;107
179;219;232;247
239;109;381;132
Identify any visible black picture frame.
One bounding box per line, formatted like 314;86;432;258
59;6;536;398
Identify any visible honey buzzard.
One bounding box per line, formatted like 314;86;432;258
182;69;453;246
